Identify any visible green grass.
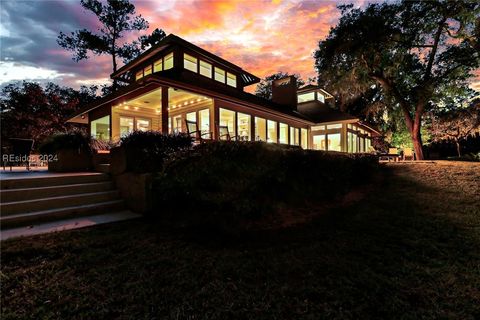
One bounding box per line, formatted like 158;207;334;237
2;161;480;319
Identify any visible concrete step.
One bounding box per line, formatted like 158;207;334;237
1;181;115;202
1;190;120;216
1;173;110;190
0;200;125;229
1;210;141;241
95;164;111;173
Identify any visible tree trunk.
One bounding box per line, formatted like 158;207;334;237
411;128;424;160
455;139;461;157
112;52;118;91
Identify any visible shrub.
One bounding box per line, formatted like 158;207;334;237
39;131;92;154
120;131;193;173
152;141;378;235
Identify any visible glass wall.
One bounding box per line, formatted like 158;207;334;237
119;116;134;137
255;117;266;141
199;109;210;135
219;108;235;137
290;127;300;146
237;113;251;141
279;123;288;144
91;115;110;140
313;134;327;150
329;133;342;151
301;128;308;149
267;120;277;143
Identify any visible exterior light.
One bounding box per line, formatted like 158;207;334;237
124;106;129;110
134;107;139;110
184;102;188;106
196;98;201;102
190;100;194;104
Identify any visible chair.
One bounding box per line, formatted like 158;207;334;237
185;120;211;142
217;125;237;141
388;147;399;162
403;147;415;161
3;138;34;171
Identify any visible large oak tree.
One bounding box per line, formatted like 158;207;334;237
314;1;480;159
58;0;165;89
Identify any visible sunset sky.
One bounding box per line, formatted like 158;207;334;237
1;0;479;92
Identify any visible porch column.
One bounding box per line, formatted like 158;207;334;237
213;99;219;140
161;86;169;134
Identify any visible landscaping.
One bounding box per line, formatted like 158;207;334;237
2;161;479;319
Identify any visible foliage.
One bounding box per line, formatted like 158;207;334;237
152;141;378;235
119;130;193;172
0;81;96;146
39;130;92;154
57;0;166;87
254;72;306;100
429;100;480;156
314;1;480;159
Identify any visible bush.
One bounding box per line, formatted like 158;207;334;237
39;131;92;154
152;141;378;235
120;131;193;173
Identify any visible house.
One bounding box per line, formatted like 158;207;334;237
68;34;378;152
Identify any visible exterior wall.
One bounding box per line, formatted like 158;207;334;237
214;98;308;145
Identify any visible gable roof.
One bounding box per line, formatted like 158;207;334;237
111;34;260;86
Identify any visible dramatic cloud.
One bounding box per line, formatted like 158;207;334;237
1;0;479;92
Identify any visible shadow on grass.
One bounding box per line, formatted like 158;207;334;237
2;166;479;319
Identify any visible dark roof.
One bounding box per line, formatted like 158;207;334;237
111;34;260;86
298;84;321;92
297;101;358;123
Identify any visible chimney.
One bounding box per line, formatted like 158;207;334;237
271;76;297;109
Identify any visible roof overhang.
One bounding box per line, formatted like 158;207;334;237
111;34;260;86
67;74;312;125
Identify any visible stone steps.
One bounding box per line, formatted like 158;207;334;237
0;172;138;235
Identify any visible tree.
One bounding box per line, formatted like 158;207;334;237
0;81;98;145
255;72;306;100
314;1;480;159
429;100;480;157
58;0;166;89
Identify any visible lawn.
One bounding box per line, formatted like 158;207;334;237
1;161;479;319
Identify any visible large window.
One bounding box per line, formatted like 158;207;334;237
199;109;210;136
290;127;300;146
255;117;266;141
219;108;235;137
267;120;277;143
214;67;225;83
200;60;212;78
279;123;288;144
297;92;315;103
227;72;236;87
164;52;174;70
348;132;357;153
329;133;342;152
136;118;151;132
172;115;182;132
313;134;326;150
237;112;251;141
119;116;134;137
301;128;308;149
186;112;196;122
91;115;110;141
184;54;197;72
